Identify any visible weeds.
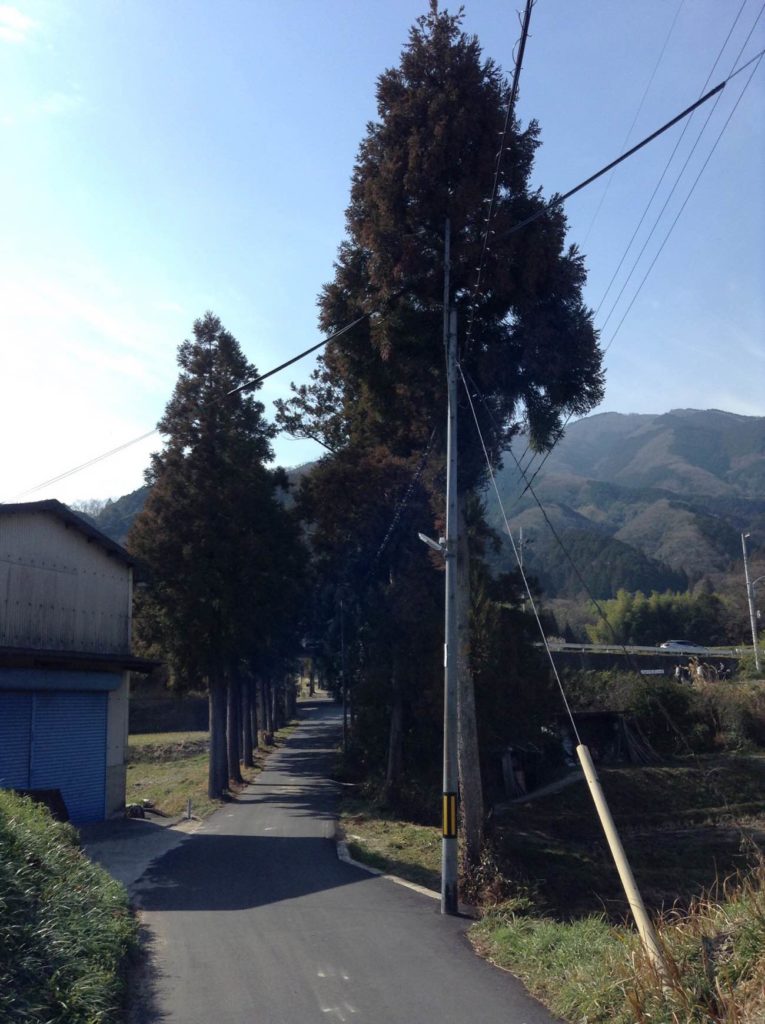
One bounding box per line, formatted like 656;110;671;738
475;862;765;1023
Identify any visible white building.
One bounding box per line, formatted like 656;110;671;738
0;500;152;823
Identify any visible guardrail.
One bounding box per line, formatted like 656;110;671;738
538;643;747;657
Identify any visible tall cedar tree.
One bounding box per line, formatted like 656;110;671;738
279;6;604;865
129;312;287;798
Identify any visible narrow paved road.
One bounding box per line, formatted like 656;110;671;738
133;700;560;1023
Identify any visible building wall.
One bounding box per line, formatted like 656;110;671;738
0;512;130;654
105;673;130;816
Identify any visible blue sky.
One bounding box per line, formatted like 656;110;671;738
1;0;763;504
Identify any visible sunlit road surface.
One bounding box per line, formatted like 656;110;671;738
133;700;559;1024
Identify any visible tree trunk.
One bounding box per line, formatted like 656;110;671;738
227;673;243;784
272;677;282;731
285;673;296;720
384;656;403;803
208;680;228;799
253;679;264;753
241;677;254;768
263;677;274;740
456;490;484;869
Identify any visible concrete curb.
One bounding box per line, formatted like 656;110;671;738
336;835;440;900
334;826;479;917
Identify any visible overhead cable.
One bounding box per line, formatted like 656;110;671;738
4;312;376;503
597;1;765;331
456;361;582;743
581;0;687;246
464;0;534;355
492;53;763;247
510;45;764;505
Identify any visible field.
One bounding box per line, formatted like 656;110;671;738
126;724;298;819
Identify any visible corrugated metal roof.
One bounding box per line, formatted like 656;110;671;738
0;500;135;566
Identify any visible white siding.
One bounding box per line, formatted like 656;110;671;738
0;512;130;654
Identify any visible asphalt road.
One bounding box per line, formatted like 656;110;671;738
132;700;560;1024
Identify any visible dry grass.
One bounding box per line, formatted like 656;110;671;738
126;723;298;819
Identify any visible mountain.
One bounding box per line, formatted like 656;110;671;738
84;464;314;546
84;410;765;600
488;408;765;598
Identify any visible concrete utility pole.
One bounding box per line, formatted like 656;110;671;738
442;220;459;915
742;532;761;674
341;597;348;753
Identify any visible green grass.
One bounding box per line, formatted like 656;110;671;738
0;789;138;1023
341;800;442;890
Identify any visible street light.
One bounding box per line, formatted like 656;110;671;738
741;533;761;674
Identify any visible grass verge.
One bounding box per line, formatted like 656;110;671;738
341;799;442;890
0;789;138;1023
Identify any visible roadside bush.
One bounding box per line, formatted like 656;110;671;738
563;670;765;755
0;790;138;1023
699;682;765;749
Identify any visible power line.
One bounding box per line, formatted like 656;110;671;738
3;312;376;504
597;1;765;331
602;45;764;357
509;44;764;507
491;53;763;248
229;313;372;396
9;47;761;506
484;41;763;487
581;0;687;247
456;362;582;744
365;427;437;582
2;429;159;504
464;0;534;356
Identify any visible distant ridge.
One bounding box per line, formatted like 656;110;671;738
488;408;765;596
84;409;764;598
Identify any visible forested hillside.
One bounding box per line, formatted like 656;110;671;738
86;407;764;604
486;408;765;597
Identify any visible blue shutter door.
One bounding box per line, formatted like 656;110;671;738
30;691;107;824
0;692;32;789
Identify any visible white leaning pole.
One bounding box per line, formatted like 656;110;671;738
576;744;668;978
742;532;762;674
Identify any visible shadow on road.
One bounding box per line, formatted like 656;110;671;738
132;699;372;913
133;832;371;912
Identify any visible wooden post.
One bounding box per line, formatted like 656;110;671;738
577;744;668;976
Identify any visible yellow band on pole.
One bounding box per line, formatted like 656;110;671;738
442;793;457;837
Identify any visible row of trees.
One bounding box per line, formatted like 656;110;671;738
585;589;732;647
129;313;307;797
277;4;603;869
129;5;604;877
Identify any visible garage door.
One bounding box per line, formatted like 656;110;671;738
0;692;33;789
0;690;107;824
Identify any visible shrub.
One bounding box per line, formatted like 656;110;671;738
563;670;765;755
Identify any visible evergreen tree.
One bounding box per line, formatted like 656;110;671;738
280;5;604;868
130;312;292;798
